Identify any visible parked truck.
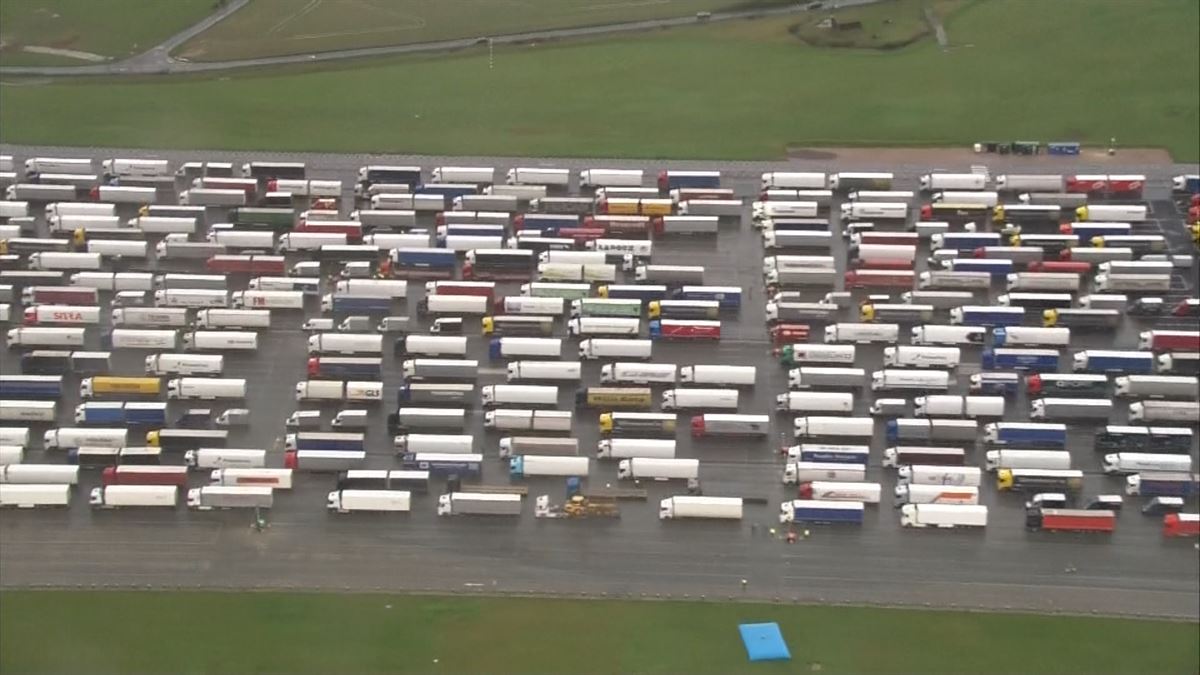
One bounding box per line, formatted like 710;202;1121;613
436;492;522;516
658;496;743;520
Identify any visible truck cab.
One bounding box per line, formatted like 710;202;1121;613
429;317;463;334
303;318;335;332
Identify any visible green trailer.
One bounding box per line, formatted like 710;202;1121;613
521;282;592;301
227;207;295;230
572;298;642;318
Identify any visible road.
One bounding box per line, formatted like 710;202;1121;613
0;1;876;78
1;144;1198;619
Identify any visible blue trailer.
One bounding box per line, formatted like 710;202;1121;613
74;401;167;426
1072;350;1155;374
1064;222;1131;241
389;248;456;279
791;445;870;464
782;500;865;525
285;432;365;452
658;170;720;191
0;375;64;399
672;286;741;310
415;183;476;200
981;348;1060;371
984;422;1068;448
323;294;392;314
951;306;1024;327
932;233;1001;251
1130;472;1199;498
969;372;1021;395
400;452;483;477
947;258;1014;277
515;214;579;232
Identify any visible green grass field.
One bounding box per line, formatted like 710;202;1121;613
1;0;1196;159
791;0;963;49
1;591;1196;675
174;0;794;61
0;0;215;66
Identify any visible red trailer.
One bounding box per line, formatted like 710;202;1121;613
1105;174;1146;198
1027;260;1092;274
557;227;607;244
23;286;98;305
295;220;362;242
427;281;496;304
101;465;188;487
769;324;810;346
649;319;720;341
689;414;768;438
1065;174;1109;195
1032;508;1116;533
206;254;286;275
1163;513;1200;537
582;215;652;238
844;269;915;289
1141;330;1200;352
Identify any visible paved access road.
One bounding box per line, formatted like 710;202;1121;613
1;144;1198;619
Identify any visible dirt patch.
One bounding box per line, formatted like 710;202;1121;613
787;145;1177;165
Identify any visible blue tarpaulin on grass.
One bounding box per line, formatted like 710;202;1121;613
738;622;791;662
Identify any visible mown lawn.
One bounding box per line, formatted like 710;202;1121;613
174;0;796;61
1;0;1196;159
0;0;214;66
1;591;1197;674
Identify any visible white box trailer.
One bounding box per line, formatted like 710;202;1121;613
194;309;271;329
509;454;589;478
915;395;1005;418
0;428;29;446
334;279;408;299
7;328;87;348
231;290;305;309
432;167;494;184
108;329;178;350
996;174;1062;192
86;239;148;258
579;169;643;188
1129;401;1199;423
187;485;273;510
871;370;951;392
893;484;979;506
0;446;24;464
920;173;988;191
481;384;559;408
678;365;756;387
786;367;867;390
184;448;266;469
761;172;825;190
579;338;653;360
492;338;563;360
44;202;111;218
25;157;92;175
910;325;985;346
71;272;153;292
661;388;737;411
210;468;293;489
0;464;79;484
437;491;522;516
113;307;189;328
28;252;102;271
507;360;581;382
900;503;988;528
883;346;961;368
0;484;71;508
89;485;177;508
507;167;570;186
796;481;881;504
898;465;982;486
1114;375;1199;399
0;401;57;424
839;201;908;222
328;489;412;513
179;189;246;206
102;158;169;179
166;377;246;400
307;333;383;355
658;495;742;520
394;434;474;454
1102;453;1192;475
43;427;127;449
825;323;899;344
182;330;258;351
295;380;383;402
420;294;489;315
775;391;853;413
984;450;1072;472
483;409;572;433
155;289;228;308
23;305;101;326
793;416;873;439
600;363;676;385
596;438;675;460
618;457;698;481
145;353;223;375
395;334;468;357
783;461;867;485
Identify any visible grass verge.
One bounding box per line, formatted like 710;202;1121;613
1;591;1197;675
174;0;795;61
1;0;1196;159
0;0;215;66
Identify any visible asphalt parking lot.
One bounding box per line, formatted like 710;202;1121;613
1;144;1198;618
